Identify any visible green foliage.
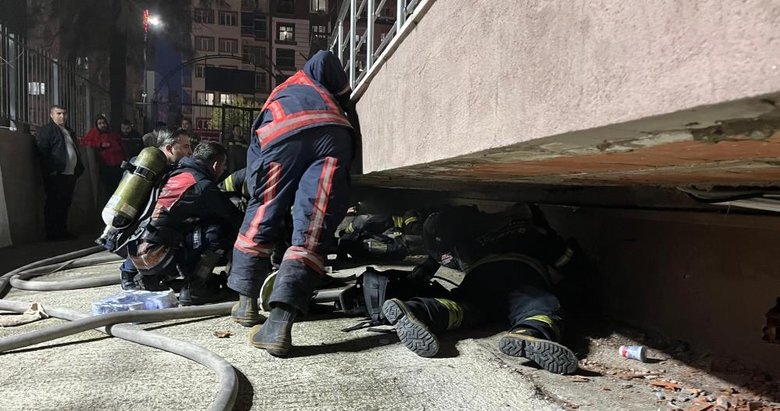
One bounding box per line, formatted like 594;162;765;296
209;95;262;133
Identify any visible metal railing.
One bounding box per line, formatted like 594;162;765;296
0;24;110;136
328;0;435;99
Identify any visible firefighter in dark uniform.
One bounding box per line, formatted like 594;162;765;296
227;50;360;357
337;209;427;261
381;205;580;375
130;142;243;305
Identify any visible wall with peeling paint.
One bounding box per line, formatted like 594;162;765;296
356;0;780;183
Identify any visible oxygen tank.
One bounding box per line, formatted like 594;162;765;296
101;146;167;230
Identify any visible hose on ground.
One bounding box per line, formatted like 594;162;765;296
0;246;240;411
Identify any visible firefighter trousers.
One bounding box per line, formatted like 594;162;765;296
227;125;352;314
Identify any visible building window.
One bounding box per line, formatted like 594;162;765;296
27;82;46;95
278;24;295;42
219;38;239;54
254;16;267;39
220;94;237;105
196;118;211;129
275;73;291;86
255;72;267;91
195;36;215;52
194;65;204;78
242;45;266;65
219;11;238;26
196;91;215;105
310;0;327;13
276;48;296;69
241;12;254;36
241;0;257;9
277;0;294;14
311;25;327;40
193;8;215;24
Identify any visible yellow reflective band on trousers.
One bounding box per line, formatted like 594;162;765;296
403;216;418;226
435;298;464;330
392;216;404;228
525;314;560;339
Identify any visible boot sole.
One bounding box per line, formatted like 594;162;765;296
249;324;290;357
382;299;439;358
499;333;578;375
231;302;265;327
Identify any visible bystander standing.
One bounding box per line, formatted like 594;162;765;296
34;105;84;241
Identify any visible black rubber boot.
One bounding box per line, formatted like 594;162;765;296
499;328;578;375
135;274;169;291
232;294;264;327
382;298;440;357
120;271;139;291
250;303;296;357
179;277;237;306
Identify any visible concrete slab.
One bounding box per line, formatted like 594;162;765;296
1;257;778;410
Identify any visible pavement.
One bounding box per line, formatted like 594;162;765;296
1;238;779;411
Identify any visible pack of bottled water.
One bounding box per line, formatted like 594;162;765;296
91;289;178;315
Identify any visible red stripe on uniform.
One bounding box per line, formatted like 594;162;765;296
243;162;282;242
258;113;351;147
304;157;337;251
283;245;325;273
152;173;197;219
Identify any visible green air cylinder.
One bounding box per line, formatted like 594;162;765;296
101;147;167;229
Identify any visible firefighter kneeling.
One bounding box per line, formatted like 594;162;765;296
129;142;243;305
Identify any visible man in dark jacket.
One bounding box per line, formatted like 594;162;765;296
35;105;84;240
228;50;361;357
129;142;243;305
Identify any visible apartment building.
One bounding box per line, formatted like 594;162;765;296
185;0;336;136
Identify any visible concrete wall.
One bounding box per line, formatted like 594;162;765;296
543;205;780;375
0;129;100;247
356;0;780;174
350;186;780;375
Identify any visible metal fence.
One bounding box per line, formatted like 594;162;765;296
0;23;110;136
154;102;261;143
329;0;435;99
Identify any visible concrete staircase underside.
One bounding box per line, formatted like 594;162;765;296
353;0;780;189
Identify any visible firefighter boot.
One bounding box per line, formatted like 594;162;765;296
382;298;465;358
179;250;234;306
499;315;578;375
231;258;271;326
231;294;265;326
250;303;296;357
120;271;139;291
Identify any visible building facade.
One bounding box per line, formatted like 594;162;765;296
185;0;337;138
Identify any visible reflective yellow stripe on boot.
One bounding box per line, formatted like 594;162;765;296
524;314;561;341
435;298;464;330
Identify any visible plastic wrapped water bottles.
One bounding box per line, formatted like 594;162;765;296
91;289;178;315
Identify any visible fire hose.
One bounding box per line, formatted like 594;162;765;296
0;245;239;411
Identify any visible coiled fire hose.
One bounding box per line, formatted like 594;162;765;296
0;246;239;411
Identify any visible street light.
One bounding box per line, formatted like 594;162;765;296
142;9;163;131
148;15;163;28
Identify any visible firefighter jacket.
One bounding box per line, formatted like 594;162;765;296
253;50;353;150
142;156;243;247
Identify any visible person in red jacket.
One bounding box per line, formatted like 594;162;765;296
81;115;126;199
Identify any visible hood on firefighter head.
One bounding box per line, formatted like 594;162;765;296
304;50;348;97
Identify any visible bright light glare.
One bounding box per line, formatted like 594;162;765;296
148;15;163;27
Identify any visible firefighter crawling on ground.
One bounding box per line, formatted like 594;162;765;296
379;205;581;375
